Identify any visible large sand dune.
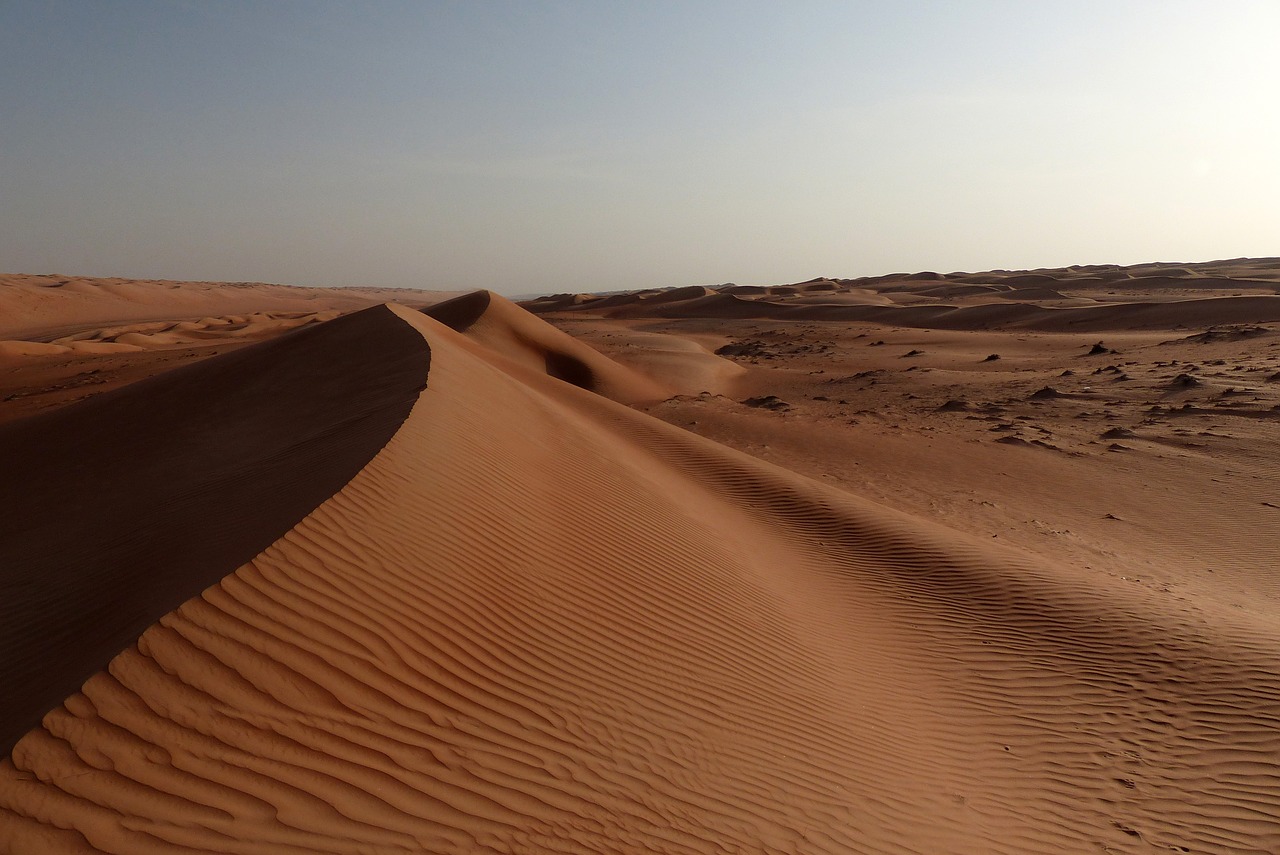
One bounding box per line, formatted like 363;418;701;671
3;267;1280;853
0;306;429;754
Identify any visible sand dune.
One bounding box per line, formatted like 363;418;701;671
0;306;428;754
3;264;1280;853
527;258;1280;332
424;290;744;399
0;276;456;425
423;290;669;403
593;290;1280;331
0;273;449;341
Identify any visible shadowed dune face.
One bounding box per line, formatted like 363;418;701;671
542;348;595;388
0;305;429;753
421;288;492;333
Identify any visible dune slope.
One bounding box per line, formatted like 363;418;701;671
424;290;670;402
2;304;1279;853
0;305;428;754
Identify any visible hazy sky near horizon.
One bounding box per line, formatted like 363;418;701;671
2;1;1278;295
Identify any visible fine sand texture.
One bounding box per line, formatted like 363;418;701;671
3;265;1280;854
0;305;429;754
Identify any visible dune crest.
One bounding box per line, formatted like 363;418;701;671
0;305;428;754
425;290;671;402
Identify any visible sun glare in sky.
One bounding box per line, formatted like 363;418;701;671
1;1;1277;294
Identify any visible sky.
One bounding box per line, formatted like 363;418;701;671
1;1;1277;296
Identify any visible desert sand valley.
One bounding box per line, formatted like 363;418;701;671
3;260;1280;854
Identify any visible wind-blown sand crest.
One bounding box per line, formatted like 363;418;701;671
423;290;670;403
0;305;429;754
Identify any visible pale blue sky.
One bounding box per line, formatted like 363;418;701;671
2;1;1277;295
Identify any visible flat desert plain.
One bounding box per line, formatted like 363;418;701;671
3;261;1280;854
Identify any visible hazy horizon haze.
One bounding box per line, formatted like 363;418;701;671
2;1;1277;295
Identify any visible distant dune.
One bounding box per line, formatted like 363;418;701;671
526;258;1280;331
0;273;449;340
3;264;1280;853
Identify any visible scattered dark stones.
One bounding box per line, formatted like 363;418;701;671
1180;325;1272;344
1086;341;1114;356
825;370;882;384
741;395;790;411
716;338;833;360
715;341;769;358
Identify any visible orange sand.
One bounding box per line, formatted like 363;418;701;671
2;264;1280;854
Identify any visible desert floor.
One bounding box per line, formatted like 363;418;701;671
3;262;1280;854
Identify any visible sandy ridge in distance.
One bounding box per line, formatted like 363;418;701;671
526;257;1280;332
1;291;1279;853
0;273;448;341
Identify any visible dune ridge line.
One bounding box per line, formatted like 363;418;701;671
0;305;429;754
